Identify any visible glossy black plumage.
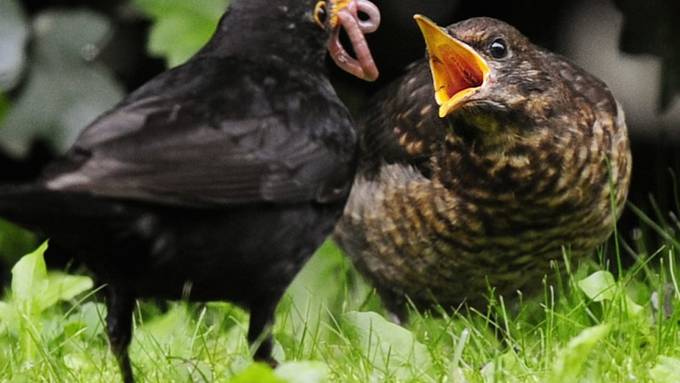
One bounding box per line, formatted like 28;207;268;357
0;0;373;381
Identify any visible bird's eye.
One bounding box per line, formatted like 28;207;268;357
489;38;508;59
314;1;328;29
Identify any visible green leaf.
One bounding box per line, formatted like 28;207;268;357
11;241;49;302
342;311;431;379
282;241;368;346
0;0;29;91
623;295;644;318
134;303;199;362
133;0;229;67
577;270;644;317
0;218;37;265
578;270;616;302
140;304;190;339
229;363;287;383
549;324;610;383
0;300;17;335
38;273;93;311
9;241;91;313
650;356;680;383
0;301;11;322
275;361;329;383
481;351;527;383
65;302;106;339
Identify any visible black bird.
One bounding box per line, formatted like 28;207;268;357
335;16;631;319
0;0;380;381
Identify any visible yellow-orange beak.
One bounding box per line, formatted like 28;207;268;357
414;15;490;118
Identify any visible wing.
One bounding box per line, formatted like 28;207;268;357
358;60;440;178
43;57;357;207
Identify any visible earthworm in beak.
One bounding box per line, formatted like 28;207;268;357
328;0;380;81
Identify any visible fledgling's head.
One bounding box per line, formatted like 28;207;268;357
414;16;570;133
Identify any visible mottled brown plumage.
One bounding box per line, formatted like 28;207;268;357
334;17;631;316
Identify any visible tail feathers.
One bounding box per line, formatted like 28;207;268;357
0;184;50;216
0;184;138;231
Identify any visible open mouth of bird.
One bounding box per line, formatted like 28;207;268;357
414;15;490;118
327;0;381;81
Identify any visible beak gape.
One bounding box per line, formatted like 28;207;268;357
414;15;490;118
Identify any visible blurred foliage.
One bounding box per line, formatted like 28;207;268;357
274;361;329;383
0;0;28;92
0;242;93;361
0;7;124;158
228;364;286;383
283;241;375;318
548;324;610;383
342;311;432;379
0;0;231;158
0;218;36;269
0;94;9;125
614;0;680;110
133;0;229;68
650;356;680;383
578;269;644;317
276;241;379;360
229;362;328;383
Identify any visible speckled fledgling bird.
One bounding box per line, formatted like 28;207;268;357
335;16;631;318
0;0;381;381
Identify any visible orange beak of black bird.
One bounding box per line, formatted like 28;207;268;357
414;15;490;118
316;0;381;81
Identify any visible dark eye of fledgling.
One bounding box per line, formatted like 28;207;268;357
489;38;508;59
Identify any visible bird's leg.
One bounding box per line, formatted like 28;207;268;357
247;301;277;367
105;287;136;383
377;289;409;325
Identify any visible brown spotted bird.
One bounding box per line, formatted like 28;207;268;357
335;16;631;317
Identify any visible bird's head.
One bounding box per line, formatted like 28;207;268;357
415;16;557;135
314;0;381;81
214;0;381;81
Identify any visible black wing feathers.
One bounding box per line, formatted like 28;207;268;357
44;57;356;207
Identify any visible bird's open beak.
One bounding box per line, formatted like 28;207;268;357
328;0;381;81
414;15;490;118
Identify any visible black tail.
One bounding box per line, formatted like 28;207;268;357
0;184;140;233
0;184;54;223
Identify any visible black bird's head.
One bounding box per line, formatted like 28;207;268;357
206;0;381;81
414;16;568;142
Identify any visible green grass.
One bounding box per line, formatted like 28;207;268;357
0;217;679;382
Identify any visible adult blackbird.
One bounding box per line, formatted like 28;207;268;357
335;16;631;318
0;0;380;381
